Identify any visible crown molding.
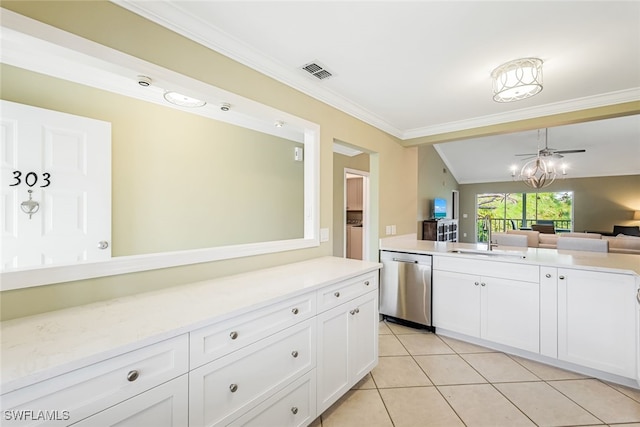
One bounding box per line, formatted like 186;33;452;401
115;1;640;142
402;88;640;140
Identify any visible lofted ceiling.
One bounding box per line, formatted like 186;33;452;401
113;2;640;181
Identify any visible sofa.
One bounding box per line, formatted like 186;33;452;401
504;229;640;254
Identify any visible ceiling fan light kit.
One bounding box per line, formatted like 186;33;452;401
511;128;583;189
492;57;543;102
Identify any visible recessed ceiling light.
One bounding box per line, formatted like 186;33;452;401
274;121;284;128
163;91;206;108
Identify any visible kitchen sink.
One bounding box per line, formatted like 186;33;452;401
447;248;527;259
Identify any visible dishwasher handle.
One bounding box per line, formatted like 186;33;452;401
392;258;419;264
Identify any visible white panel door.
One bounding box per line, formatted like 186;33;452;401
0;100;111;270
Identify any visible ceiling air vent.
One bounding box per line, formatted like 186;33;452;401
301;62;333;80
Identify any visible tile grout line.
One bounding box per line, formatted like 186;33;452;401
384;320;469;427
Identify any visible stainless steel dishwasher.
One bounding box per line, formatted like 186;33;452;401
379;250;433;328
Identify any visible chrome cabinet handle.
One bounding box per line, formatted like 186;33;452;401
334;292;340;298
637;289;640;304
98;240;109;250
350;309;356;315
559;275;565;280
291;350;299;358
355;308;360;313
292;307;299;315
291;407;298;415
127;370;139;382
474;281;480;286
481;282;486;287
229;384;238;393
364;281;370;286
545;273;552;278
230;331;239;340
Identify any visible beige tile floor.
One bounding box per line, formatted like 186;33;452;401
310;320;640;427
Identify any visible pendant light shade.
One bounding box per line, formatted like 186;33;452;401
492;58;543;102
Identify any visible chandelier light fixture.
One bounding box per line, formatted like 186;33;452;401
511;129;564;189
492;58;543;102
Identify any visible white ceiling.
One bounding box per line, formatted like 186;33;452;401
60;2;640;182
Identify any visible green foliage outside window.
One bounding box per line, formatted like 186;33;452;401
476;192;573;242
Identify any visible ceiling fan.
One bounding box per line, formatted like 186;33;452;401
515;128;586;160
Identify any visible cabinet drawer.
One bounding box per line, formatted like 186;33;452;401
317;273;377;313
189;320;315;427
434;256;539;283
229;371;316;427
0;334;188;427
72;374;188;427
190;292;315;369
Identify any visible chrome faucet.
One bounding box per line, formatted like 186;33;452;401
482;215;496;251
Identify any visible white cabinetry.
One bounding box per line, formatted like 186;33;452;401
0;334;189;427
556;268;637;378
0;259;381;427
433;256;540;353
316;275;378;414
189;320;315;427
73;375;188;427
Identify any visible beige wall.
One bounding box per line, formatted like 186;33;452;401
332;152;370;256
458;175;640;243
417;145;460;234
0;2;416;320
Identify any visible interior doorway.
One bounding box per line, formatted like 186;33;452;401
344;169;369;260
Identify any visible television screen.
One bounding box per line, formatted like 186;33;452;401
434;198;447;219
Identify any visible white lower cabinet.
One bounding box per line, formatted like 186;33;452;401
189;320;315;427
229;372;316;427
0;264;381;427
73;375;188;427
316;290;378;414
557;268;637;378
433;260;540;353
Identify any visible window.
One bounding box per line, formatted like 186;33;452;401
476;191;573;242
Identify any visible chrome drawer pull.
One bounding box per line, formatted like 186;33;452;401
364;281;370;286
481;282;486;287
291;350;299;358
334;291;340;297
292;307;299;315
355;308;360;313
559;275;565;280
474;281;479;286
350;309;356;315
126;370;139;382
291;407;298;415
229;383;238;393
545;273;552;278
230;331;239;340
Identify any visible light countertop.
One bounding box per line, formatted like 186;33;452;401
0;256;381;393
380;235;640;276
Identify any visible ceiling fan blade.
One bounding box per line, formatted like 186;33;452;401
554;149;586;154
515;153;538;156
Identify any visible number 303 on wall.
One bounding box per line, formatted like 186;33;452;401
9;171;52;188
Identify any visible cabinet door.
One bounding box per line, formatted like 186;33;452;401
481;277;539;353
316;300;350;413
73;375;188;427
540;266;559;358
350;290;378;381
316;291;378;414
432;270;481;337
558;269;637;378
